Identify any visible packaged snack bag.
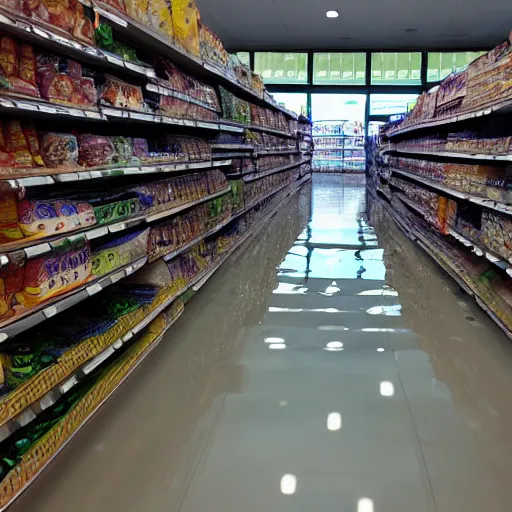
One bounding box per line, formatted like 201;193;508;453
172;0;200;55
0;182;24;243
16;244;92;308
148;0;173;38
98;74;144;110
110;135;134;164
22;124;44;167
4;120;33;168
0;36;39;98
126;0;149;25
78;134;116;168
72;1;95;44
17;199;96;238
93;199;140;225
102;0;128;14
0;0;22;11
0;251;25;322
0;123;14;168
91;229;148;276
132;138;149;161
41;132;79;168
23;0;75;34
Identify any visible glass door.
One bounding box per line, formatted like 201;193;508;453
311;94;367;173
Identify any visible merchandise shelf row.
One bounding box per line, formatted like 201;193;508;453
0;177;310;511
380;147;512;162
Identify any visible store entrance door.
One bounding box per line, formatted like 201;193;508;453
311;94;367;173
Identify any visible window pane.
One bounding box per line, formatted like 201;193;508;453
271;93;308;116
254;52;308;84
427;51;486;82
370;94;419;115
313;53;366;85
371;52;422;85
236;52;250;68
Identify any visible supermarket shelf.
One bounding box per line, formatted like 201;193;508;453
212;144;254;151
315;146;364;151
0;96;106;121
242;159;310;183
0;256;148;342
92;3;296;120
380;147;512;162
391;168;512;216
313;134;364;139
0;187;231;257
0;9;156;79
0;178;306;445
386;97;512;138
3;159;232;187
256;149;299;157
146;83;219;113
248;125;296;138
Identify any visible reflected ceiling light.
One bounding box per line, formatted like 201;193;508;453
380;381;395;397
377;348;385;352
280;474;297;495
265;337;285;344
279;401;288;407
319;281;341;297
361;328;409;333
327;412;342;431
325;341;344;352
358;498;375;512
326;10;339;18
366;305;402;316
269;343;287;350
318;325;350;331
359;289;398;296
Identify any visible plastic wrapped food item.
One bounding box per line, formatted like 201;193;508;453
78;134;115;168
199;22;229;70
0;182;24;244
0;124;14;168
126;0;150;25
91;229;149;277
0;37;39;98
172;0;200;55
0;0;22;10
72;1;95;44
23;0;74;34
4;120;33;168
17;199;96;238
37;54;97;108
16;244;92;309
132;138;149;161
148;0;173;38
94;23;139;62
0;251;25;322
110;136;134;164
93;199;140;225
41;132;78;168
98;74;144;110
22;124;44;167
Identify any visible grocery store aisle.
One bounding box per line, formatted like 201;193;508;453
10;174;512;512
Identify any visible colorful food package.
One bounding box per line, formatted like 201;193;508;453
16;243;92;309
199;22;229;70
0;251;26;322
98;74;144;110
0;182;24;244
132;138;150;161
172;0;200;56
37;54;97;107
73;1;95;44
3;120;33;168
94;23;139;62
0;36;39;98
22;124;44;167
148;0;173;38
41;132;79;168
0;0;21;11
78;134;115;168
126;0;150;25
0;124;14;168
17;199;96;238
93;199;140;225
435;70;467;118
110;136;135;164
91;229;149;277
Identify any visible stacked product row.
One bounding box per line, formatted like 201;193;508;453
371;31;512;337
0;0;313;506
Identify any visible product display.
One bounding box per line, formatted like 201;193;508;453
371;33;512;338
0;0;311;506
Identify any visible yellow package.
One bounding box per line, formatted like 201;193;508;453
148;0;173;38
127;0;150;25
172;0;200;56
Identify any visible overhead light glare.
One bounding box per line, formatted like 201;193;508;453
326;10;339;18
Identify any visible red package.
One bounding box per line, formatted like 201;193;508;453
4;120;33;168
23;0;75;34
37;54;97;108
22;124;44;167
0;36;39;98
102;0;127;14
0;123;14;168
0;0;22;11
78;134;116;167
72;1;94;44
98;74;144;110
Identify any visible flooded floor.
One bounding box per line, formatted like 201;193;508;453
10;174;512;512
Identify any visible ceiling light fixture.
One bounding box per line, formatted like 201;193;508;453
326;10;339;18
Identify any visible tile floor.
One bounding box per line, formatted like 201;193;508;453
10;174;512;512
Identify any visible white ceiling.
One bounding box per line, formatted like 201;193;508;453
196;0;512;51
